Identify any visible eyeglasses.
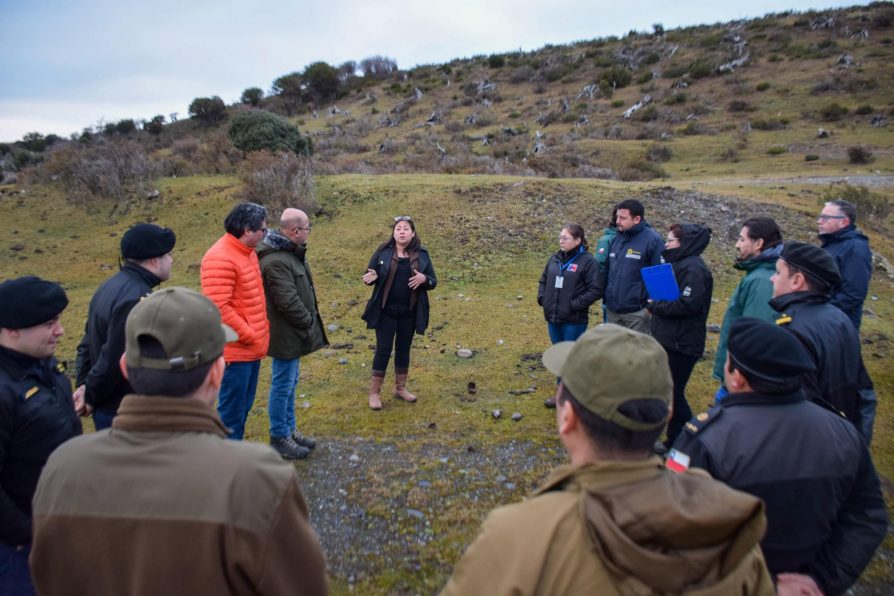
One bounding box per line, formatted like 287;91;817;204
294;226;311;232
817;214;846;221
558;235;573;241
394;215;412;222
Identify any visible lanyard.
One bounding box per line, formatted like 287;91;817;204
559;246;585;275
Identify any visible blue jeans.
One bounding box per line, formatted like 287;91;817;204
217;360;261;440
0;543;36;596
268;357;300;439
547;322;588;344
92;408;116;431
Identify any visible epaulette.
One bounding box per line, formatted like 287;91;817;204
682;404;724;436
775;313;792;326
55;361;67;374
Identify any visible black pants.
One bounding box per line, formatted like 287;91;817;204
665;349;700;445
373;311;416;372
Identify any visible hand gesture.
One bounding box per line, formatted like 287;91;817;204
408;268;427;289
72;384;86;415
362;268;378;284
776;574;823;596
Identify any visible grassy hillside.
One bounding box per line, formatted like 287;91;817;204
2;172;892;593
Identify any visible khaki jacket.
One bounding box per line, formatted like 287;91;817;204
31;395;327;596
441;458;774;596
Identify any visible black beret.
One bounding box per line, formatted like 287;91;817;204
0;276;69;329
728;317;815;383
780;241;841;290
121;223;176;260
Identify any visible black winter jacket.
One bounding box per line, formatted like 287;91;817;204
648;224;714;357
769;291;862;422
671;391;887;595
595;220;663;314
362;245;437;334
820;225;872;329
0;345;82;546
537;246;600;325
75;263;160;412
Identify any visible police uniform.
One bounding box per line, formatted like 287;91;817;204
669;318;886;595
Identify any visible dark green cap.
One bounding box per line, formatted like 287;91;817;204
542;324;672;431
125;287;236;371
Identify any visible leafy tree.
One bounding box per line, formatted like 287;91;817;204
271;72;303;115
302;61;340;103
21;132;48;152
360;55;398;79
188;96;227;125
115;119;136;134
145;115;166;135
228;109;312;156
487;54;506;68
241;87;264;107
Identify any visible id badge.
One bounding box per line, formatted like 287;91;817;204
554;276;564;289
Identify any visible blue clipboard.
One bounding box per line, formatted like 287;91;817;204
641;263;680;301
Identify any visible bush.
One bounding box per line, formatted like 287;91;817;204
618;158;666;181
679;121;706;135
727;100;752;112
601;65;632;88
805;154;820;161
487;55;506;68
755;81;771;92
144;115;165;135
633;105;659;122
228;110;312;156
239;151;318;215
855;104;874;115
188;96;227;126
688;59;715;79
510;65;533;83
819;103;849;121
665;93;687;105
635;71;653;85
611;99;624;108
751;118;787;130
767;145;787;155
241;87;264;107
646;143;672;162
847;145;873;164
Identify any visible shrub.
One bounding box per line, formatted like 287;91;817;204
510;66;533;83
239;151;318;215
487;55;506;68
665;93;687;105
241;87;264;107
635;71;653;84
646;143;672;162
188;96;227;125
755;81;771;92
727;100;751;112
633;105;659;122
805;154;820;161
767;145;787;155
228;110;312;156
751;118;787;130
508;111;521;118
618;158;666;181
819;103;849;121
847;145;873;164
600;65;632;88
144;115;165;135
688;59;715;79
611;99;624;108
718;147;740;162
855;104;874;115
679;121;706;135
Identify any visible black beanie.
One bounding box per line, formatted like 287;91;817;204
121;223;176;260
0;276;69;329
780;241;841;291
728;317;816;383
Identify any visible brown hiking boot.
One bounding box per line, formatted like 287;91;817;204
394;372;417;403
369;373;385;410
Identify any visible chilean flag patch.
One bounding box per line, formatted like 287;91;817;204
665;449;690;473
568;264;578;272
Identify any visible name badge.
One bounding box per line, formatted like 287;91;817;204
625;253;641;260
554;276;564;289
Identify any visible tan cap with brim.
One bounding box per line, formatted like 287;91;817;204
125;287;237;371
542;324;672;431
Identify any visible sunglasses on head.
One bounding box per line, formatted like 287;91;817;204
394;216;412;222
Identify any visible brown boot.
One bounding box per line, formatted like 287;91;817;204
369;372;385;410
394;369;417;403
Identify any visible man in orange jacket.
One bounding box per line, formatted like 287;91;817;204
201;202;270;440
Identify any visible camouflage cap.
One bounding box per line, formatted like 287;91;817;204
125;287;236;371
542;324;672;431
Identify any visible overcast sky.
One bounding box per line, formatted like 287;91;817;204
0;0;867;142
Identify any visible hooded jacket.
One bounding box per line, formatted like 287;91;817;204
537;245;600;325
712;245;781;381
596;220;663;314
649;224;714;357
769;291;862;421
200;233;270;362
819;224;872;329
257;230;329;360
361;245;437;334
440;458;774;596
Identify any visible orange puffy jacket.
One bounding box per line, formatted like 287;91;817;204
201;233;270;362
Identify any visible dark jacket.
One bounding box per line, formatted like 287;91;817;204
770;291;862;422
75;263;160;412
648;224;714;357
712;245;781;381
537;246;600;325
362;245;437;334
671;391;887;595
0;345;81;546
820;225;872;329
257;231;328;360
595;220;663;314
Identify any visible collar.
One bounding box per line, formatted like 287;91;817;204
222;232;255;255
769;290;829;312
721;390;805;408
533;456;664;496
0;344;45;380
122;262;162;287
819;224;858;244
112;395;229;437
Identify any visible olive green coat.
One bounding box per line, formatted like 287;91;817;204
257;232;328;360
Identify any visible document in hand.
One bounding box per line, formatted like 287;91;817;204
641;263;680;301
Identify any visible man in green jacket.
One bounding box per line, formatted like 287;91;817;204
441;325;774;596
258;208;328;460
713;217;783;398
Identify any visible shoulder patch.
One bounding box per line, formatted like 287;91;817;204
683;405;723;436
55;361;67;374
775;314;792;325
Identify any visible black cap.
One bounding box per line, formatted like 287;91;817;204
728;317;816;383
0;276;69;329
121;223;176;260
780;241;841;291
